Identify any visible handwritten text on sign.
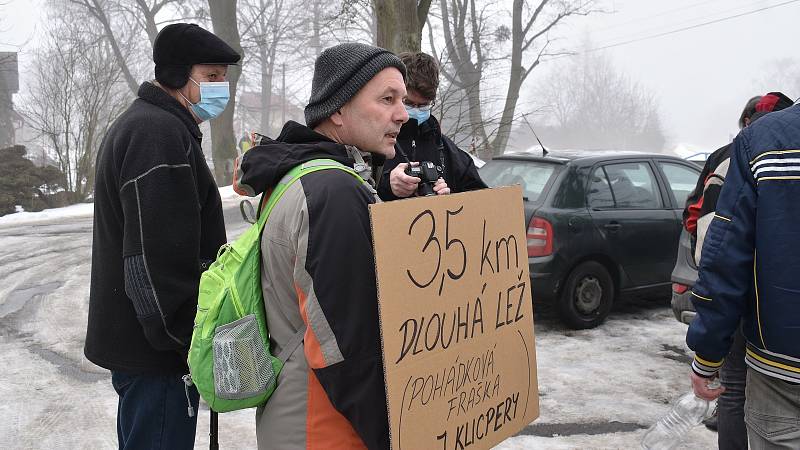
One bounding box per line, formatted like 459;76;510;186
370;186;539;450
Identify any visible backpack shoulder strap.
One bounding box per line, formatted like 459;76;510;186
255;158;365;231
257;159;364;362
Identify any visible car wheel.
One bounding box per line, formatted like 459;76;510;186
557;261;614;329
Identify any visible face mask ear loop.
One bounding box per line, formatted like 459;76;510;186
176;80;202;122
177;89;194;106
178;77;201;106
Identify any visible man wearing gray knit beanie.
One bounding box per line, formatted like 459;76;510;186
235;42;450;450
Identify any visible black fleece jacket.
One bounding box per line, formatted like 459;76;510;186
377;115;487;200
85;82;226;374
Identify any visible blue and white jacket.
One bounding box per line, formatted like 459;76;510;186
687;103;800;383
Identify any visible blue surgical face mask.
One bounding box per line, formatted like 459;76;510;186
405;105;431;125
182;78;230;121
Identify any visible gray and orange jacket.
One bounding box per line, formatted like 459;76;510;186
687;103;800;383
235;121;388;449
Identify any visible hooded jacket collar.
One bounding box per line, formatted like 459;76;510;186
235;121;355;196
137;81;202;139
276;120;336;144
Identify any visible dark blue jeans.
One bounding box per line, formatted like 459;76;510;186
718;326;748;450
112;371;200;450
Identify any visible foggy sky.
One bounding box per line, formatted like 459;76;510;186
2;0;798;152
548;0;799;150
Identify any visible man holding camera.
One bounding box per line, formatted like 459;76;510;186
377;51;487;200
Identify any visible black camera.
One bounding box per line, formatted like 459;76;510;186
405;161;441;196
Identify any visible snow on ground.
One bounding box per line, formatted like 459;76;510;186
219;184;248;201
0;192;717;449
0;202;95;226
0;185;249;226
504;303;716;449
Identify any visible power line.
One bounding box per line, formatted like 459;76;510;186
587;0;800;53
593;0;772;48
593;0;728;33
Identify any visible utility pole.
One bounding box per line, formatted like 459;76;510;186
0;52;19;148
281;63;286;124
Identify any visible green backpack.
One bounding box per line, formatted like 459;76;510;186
188;159;364;413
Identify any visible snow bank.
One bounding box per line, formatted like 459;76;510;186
0;203;95;226
0;186;250;226
218;184;250;201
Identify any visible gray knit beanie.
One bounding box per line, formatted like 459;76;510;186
305;43;407;128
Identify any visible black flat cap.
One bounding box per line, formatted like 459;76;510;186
153;23;241;88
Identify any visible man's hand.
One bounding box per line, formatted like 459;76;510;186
390;162;421;198
691;371;725;401
433;178;450;196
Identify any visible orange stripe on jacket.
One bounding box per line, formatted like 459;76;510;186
306;369;366;450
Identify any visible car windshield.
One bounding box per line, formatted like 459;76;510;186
479;159;558;203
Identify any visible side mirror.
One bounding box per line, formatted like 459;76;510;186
239;200;257;224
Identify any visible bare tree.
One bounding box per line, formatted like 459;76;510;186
22;4;130;201
373;0;432;52
66;0;194;94
756;58;800;99
67;0;146;93
335;0;377;44
0;52;18;148
529;51;666;152
436;0;598;159
307;0;376;52
208;0;243;185
234;0;376;137
239;0;305;136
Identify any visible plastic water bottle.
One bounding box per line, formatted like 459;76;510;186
641;381;719;450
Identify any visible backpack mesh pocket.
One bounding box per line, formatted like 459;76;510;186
213;314;275;400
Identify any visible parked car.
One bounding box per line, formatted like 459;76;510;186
684;151;711;167
479;150;701;329
670;228;698;324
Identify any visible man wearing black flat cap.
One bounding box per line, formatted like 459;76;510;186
85;23;240;449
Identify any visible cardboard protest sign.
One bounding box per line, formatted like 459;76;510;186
370;186;538;450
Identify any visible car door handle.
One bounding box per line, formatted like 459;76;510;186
604;222;622;231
